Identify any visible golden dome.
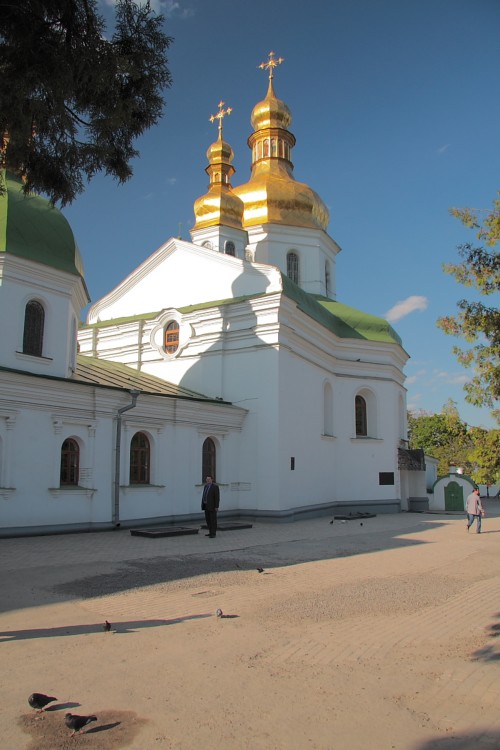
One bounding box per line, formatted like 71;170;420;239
193;179;245;230
192;102;244;231
206;137;234;165
234;64;329;231
251;79;292;131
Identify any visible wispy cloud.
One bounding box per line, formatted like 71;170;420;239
147;0;194;17
384;295;428;322
167;177;177;185
435;370;469;385
437;143;451;154
103;0;194;18
405;369;427;386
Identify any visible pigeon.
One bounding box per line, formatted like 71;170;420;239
28;693;57;711
216;608;223;618
256;567;264;573
103;620;111;632
329;520;334;524
65;713;97;736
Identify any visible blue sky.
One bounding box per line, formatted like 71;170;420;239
64;0;500;429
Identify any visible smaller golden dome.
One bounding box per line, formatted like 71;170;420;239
193;185;244;230
192;102;244;232
206;137;234;164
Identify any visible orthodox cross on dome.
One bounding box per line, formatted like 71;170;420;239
258;50;284;80
209;100;233;137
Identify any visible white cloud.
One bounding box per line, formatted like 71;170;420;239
405;369;427;386
384;295;428;322
435;371;470;385
437;143;451;154
102;0;194;18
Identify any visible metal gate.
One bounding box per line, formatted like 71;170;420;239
444;480;464;511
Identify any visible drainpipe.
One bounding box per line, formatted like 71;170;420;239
113;389;140;527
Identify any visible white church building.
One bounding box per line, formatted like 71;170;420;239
0;56;422;536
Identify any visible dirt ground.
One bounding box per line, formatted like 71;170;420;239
2;507;500;750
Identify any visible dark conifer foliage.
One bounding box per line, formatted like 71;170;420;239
0;0;173;204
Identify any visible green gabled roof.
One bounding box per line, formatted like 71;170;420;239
75;355;223;401
0;171;85;279
281;274;403;346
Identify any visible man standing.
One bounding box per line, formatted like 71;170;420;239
201;476;220;538
466;487;484;533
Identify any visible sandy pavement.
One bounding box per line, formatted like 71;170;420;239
1;505;500;750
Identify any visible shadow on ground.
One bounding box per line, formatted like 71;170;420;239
0;614;211;641
19;709;147;750
414;729;500;748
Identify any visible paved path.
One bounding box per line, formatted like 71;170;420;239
2;502;500;749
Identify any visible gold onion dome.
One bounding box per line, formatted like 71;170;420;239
193;101;245;231
234;52;330;232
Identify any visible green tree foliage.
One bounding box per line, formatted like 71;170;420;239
408;400;473;476
0;0;173;205
468;428;500;488
409;401;499;483
437;194;500;422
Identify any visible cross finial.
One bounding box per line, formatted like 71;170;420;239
209;100;233;137
258;51;284;81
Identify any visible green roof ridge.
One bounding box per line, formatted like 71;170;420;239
82;310;162;329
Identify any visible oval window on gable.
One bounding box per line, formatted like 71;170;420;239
164;321;180;354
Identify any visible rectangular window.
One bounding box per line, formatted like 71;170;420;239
379;472;394;485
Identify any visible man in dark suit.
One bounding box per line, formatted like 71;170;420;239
201;475;220;538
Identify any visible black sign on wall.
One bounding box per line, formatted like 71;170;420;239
379;472;395;485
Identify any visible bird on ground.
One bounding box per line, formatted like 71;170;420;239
329;520;334;524
216;608;223;618
28;693;57;712
103;620;111;632
257;567;264;573
65;713;97;736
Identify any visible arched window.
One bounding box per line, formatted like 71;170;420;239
225;241;236;257
287;251;299;285
164;321;179;354
355;395;367;437
60;438;79;485
325;260;331;297
323;382;333;436
23;300;44;356
130;432;150;484
202;437;216;482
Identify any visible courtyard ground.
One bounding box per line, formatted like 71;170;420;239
1;501;500;749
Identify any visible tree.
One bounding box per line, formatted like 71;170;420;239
437;193;500;423
468;428;500;491
408;400;473;476
0;0;173;205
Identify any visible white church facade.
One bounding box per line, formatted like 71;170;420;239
0;56;421;536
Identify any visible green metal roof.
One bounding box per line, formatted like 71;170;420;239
280;274;403;346
75;354;222;401
0;171;85;278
